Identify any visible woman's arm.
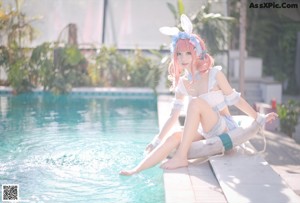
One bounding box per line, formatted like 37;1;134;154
145;92;185;152
216;71;278;123
157;99;183;139
234;97;257;118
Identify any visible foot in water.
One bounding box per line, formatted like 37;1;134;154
160;156;188;169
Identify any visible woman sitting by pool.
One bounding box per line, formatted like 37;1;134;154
119;14;277;176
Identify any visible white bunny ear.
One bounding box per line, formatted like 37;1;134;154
159;26;180;36
180;14;193;34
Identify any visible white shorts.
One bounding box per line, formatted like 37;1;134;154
199;114;238;139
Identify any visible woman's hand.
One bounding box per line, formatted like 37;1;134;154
145;143;155;154
144;136;161;154
265;112;278;123
256;112;278;126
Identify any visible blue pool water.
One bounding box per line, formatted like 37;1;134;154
0;93;164;203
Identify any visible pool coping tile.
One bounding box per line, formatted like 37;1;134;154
0;86;155;97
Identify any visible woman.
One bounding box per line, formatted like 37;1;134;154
119;14;277;175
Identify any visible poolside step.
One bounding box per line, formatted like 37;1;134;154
210;143;300;203
164;162;227;203
208;116;300;203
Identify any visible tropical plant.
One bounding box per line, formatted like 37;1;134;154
92;46;161;90
6;43;33;93
29;42;54;90
1;1;162;93
0;45;9;70
146;50;164;91
191;5;235;54
50;45;90;94
166;0;185;21
277;100;300;137
128;49;150;87
129;49;161;89
0;1;12;34
94;46;130;87
0;0;40;93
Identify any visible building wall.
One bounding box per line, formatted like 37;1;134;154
1;0;227;49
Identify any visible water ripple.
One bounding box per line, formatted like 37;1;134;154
0;95;163;202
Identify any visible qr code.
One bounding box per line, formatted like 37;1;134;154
2;184;19;202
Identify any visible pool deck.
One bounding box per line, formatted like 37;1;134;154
157;95;300;203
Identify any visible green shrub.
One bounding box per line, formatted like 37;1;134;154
51;45;90;93
129;49;161;89
277;100;300;137
93;46;161;90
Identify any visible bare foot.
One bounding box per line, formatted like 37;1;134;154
119;169;138;176
160;156;188;169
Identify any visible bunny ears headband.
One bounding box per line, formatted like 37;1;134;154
159;14;206;59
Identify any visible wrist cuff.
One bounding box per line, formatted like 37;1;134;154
150;137;161;148
256;113;266;126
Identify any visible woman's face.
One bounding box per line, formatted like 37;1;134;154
176;51;192;70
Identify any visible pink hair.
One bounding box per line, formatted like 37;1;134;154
168;34;214;89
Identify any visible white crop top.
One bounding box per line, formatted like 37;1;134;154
175;66;227;111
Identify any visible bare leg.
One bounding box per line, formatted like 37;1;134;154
120;130;204;176
119;132;182;176
161;98;219;169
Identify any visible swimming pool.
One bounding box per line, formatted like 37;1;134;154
0;93;164;202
